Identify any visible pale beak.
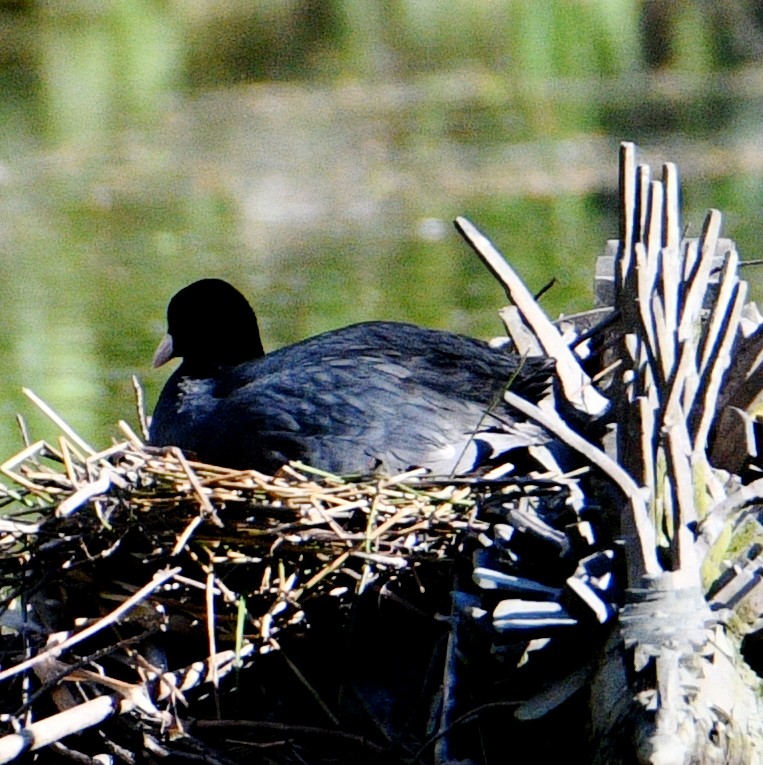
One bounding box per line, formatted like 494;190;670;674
152;334;175;368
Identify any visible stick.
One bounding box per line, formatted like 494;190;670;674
455;217;609;417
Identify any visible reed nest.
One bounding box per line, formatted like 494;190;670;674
0;399;585;765
2;142;763;765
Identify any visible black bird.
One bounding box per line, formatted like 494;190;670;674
149;279;552;475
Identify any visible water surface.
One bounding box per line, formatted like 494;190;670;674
1;3;762;456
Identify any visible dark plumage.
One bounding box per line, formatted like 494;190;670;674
149;279;552;475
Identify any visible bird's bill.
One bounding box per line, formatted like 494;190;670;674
152;334;175;368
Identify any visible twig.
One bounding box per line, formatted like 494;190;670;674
131;375;150;442
0;567;181;684
455;216;609;417
22;389;95;457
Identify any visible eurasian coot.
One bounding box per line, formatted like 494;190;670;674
149;279;552;475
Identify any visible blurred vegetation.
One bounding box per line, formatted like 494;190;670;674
0;0;762;453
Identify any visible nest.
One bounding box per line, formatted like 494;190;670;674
0;394;599;764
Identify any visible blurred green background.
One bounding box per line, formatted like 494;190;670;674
1;0;763;454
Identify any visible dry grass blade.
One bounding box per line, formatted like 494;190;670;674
693;282;747;454
173;447;223;528
679;210;722;342
635;241;659;372
662;162;680;252
618;141;637;284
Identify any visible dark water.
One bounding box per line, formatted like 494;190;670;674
1;2;763;456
